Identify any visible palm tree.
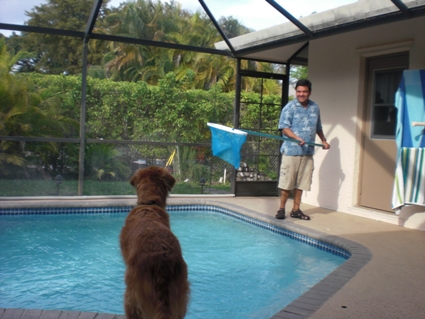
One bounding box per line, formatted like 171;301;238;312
104;0;184;83
170;11;239;90
96;0;279;92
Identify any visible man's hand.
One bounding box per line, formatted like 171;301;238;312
322;141;330;150
298;138;305;146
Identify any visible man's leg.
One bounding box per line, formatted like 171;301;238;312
288;155;312;220
290;188;310;220
277;154;297;219
276;189;290;219
279;189;291;210
292;188;303;211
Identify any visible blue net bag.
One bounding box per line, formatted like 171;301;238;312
207;123;247;169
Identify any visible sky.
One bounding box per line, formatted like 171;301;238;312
0;0;357;37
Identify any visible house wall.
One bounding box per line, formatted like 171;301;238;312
304;16;425;230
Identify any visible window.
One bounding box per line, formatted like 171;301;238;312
371;68;404;138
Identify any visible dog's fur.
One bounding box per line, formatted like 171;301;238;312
120;166;190;319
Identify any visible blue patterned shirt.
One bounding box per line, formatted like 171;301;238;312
278;98;322;156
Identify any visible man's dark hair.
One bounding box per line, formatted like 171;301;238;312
295;79;312;91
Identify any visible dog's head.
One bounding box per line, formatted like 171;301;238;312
130;166;176;208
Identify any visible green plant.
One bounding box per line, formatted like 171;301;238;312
0;40;79;179
84;144;131;181
191;163;208;183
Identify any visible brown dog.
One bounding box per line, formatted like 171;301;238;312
120;166;190;319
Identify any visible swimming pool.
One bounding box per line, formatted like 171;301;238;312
0;204;349;319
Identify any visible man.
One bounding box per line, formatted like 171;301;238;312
276;79;330;220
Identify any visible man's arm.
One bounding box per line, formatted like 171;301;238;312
317;130;330;149
282;128;305;146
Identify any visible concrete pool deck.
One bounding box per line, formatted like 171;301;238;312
1;196;425;319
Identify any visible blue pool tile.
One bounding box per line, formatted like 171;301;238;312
0;204;350;259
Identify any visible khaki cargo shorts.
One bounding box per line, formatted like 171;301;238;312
278;154;314;191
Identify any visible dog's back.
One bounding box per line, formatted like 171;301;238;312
120;167;189;319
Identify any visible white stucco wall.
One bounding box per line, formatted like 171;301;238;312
303;16;425;230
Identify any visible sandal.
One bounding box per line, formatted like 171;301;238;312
290;209;310;220
275;208;286;219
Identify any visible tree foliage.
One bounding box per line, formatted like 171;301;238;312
2;67;281;180
1;0;288;184
16;0;112;74
0;39;79;178
6;0;283;92
290;65;308;82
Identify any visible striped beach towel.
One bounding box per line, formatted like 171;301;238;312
392;70;425;210
392;148;425;209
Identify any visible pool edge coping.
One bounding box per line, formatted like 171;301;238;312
0;198;372;319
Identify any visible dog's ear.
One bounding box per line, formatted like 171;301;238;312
162;169;176;192
130;170;142;188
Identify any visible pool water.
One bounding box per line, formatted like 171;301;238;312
0;211;346;319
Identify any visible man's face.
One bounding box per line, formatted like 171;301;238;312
296;85;311;106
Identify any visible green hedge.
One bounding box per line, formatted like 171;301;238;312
2;72;282;183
